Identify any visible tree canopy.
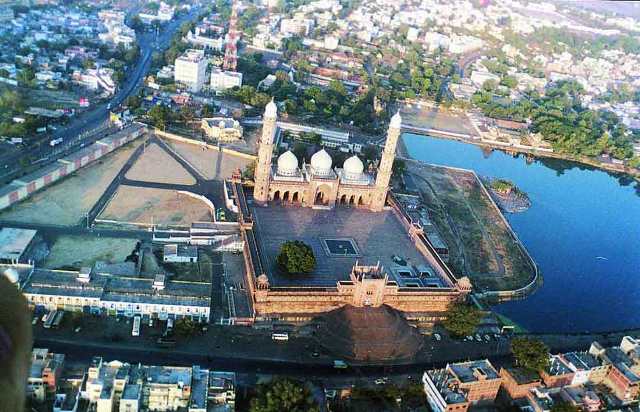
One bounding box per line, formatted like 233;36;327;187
249;379;319;412
510;337;549;372
276;241;316;274
442;302;483;337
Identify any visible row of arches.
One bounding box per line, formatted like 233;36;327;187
272;190;303;204
339;194;366;206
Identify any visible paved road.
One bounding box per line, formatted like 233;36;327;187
0;7;202;185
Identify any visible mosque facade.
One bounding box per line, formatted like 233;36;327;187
253;99;400;212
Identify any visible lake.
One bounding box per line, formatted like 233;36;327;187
403;133;640;333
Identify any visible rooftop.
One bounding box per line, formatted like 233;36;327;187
0;227;37;260
449;359;500;383
251;205;445;288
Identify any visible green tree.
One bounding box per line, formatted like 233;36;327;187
174;317;198;337
276;241;316;274
550;401;579;412
392;159;406;178
17;67;35;86
442;302;482;337
511;337;549;372
242;160;256;180
250;379;319;412
148;105;171;130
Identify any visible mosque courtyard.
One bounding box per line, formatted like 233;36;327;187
251;204;447;288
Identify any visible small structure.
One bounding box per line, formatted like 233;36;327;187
200;117;243;142
163;244;198;263
0;227;37;264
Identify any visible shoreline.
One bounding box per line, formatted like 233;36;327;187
401;129;640;182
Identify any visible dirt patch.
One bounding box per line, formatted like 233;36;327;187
44;235;138;270
0;140;143;226
401;105;476;136
165;139;252;180
125;142;196;185
98;185;213;227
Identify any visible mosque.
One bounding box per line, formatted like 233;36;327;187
252;99;400;212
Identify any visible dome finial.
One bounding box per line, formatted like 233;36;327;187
390;110;402;129
264;98;277;119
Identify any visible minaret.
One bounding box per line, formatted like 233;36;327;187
253;99;278;204
370;111;401;212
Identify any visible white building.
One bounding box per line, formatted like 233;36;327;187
210;68;243;92
174;49;208;92
163;244;198;263
201;117;243;142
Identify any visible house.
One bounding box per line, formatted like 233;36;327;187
200;117;243;142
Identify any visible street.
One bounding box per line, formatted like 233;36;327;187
0;6;202;185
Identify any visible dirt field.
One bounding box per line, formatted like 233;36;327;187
0;140;143;226
407;161;535;291
125;143;196;185
44;235;137;270
165;139;252;180
401;105;477;136
98;185;213;227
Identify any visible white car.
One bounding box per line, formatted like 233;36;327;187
434;333;442;341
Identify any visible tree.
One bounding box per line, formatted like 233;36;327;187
129;15;144;32
17;67;35;86
550;401;579;412
392;159;406;178
250;379;319;412
511;337;549;372
174;317;198;337
148;105;171;130
242;161;256;180
276;241;316;274
442;302;482;337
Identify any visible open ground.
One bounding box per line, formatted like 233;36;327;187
125;142;195;185
400;105;476;136
0;140;143;226
165;139;252;180
44;235;137;270
406;161;535;291
98;185;213;227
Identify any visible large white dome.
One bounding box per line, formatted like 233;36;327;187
3;268;19;284
343;155;364;179
310;149;333;176
277;150;298;176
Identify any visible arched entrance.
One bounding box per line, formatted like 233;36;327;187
340;194;347;205
292;192;300;203
314;185;331;206
358;196;365;206
283;191;290;202
273;191;281;202
349;195;355;206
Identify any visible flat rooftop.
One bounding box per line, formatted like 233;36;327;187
0;227;37;260
251;205;443;288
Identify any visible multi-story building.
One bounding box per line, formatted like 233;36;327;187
422;360;501;412
28;349;65;402
174;49;208;92
540;355;574;388
498;366;543;400
146;366;193;411
210;68;243;92
561;351;608;385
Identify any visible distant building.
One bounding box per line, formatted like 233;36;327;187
163;244;198;263
499;366;543;400
28;349;65;402
200;117;243;142
174;49;208;92
210;68;243;92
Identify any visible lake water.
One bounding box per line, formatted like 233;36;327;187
403;133;640;333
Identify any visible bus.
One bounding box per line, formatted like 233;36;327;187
43;311;57;329
271;332;289;341
51;311;64;329
132;315;141;337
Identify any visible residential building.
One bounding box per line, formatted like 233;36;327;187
210;68;243;92
540;355;574;388
174;49;208;92
423;360;501;412
200;117;243;142
28;349;65;402
499;366;543;399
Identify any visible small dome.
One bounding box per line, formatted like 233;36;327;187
343;155;364;179
390;110;402;129
3;268;19;284
277;150;299;176
310;149;333;176
264;99;277;119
